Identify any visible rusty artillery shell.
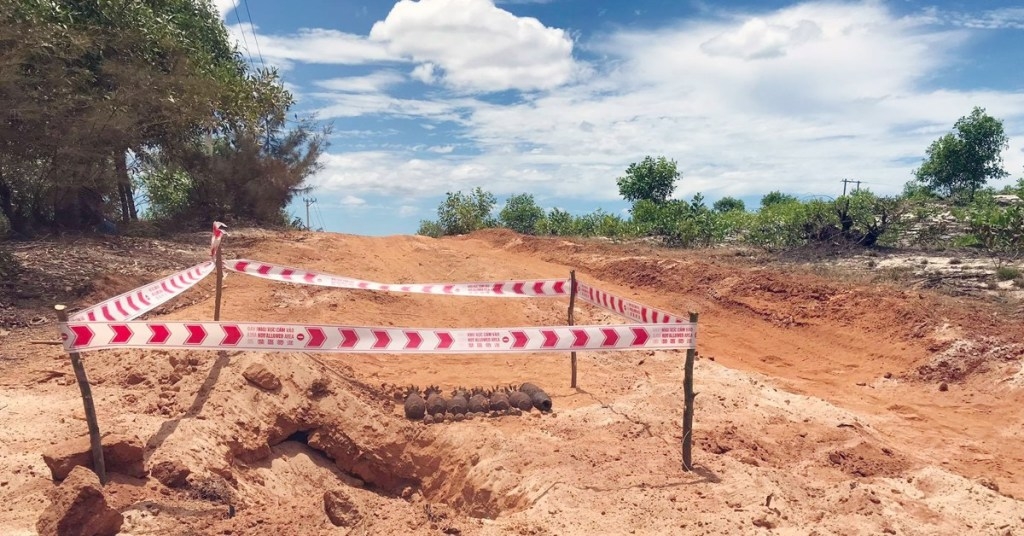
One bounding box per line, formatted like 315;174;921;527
468;394;489;413
530;389;552;412
489;391;510;412
404;393;426;420
508;391;532;412
426;393;447;416
519;383;542;396
447;394;468;415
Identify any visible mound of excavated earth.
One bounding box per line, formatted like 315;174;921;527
0;229;1022;535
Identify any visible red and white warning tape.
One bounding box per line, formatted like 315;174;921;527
69;262;215;323
576;280;688;324
226;259;570;297
59;320;696;354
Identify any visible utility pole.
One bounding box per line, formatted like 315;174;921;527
303;197;317;231
841;179;862;196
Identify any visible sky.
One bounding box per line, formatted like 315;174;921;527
215;0;1024;235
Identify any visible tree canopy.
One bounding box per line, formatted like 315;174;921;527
0;0;322;235
616;156;680;204
913;107;1009;202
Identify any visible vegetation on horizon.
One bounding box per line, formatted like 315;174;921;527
419;107;1022;261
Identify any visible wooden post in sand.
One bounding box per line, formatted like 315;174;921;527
568;270;578;388
682;311;699;472
54;305;107;485
213;244;223;321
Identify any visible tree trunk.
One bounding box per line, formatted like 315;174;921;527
115;152;137;221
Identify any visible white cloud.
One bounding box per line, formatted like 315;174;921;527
398;205;420;217
300;2;1024;205
226;24;395;70
315;71;405;93
368;0;580;92
214;0;237;20
340;195;367;206
427;145;455;154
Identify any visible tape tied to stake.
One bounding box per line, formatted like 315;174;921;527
69;261;215;323
226;259;571;297
58;320;697;354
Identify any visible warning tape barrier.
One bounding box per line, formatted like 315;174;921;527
226;259;570;297
576;280;688;324
59;321;696;354
69;262;215;323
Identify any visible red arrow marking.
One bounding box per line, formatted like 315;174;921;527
443;285;454;294
185;325;207;345
422;285;432;293
601;328;619;347
257;265;272;275
87;311;96;321
553;281;566;294
401;286;411;292
631;327;649;346
136;291;150;306
511;331;528;348
572;329;589;347
358;282;369;289
110;324;133;344
148;324;170;344
405;331;422;349
221;325;242;346
533;282;544;294
617;299;625;313
372;330;391;349
70;325;95;348
125;294;138;312
280;269;294;280
436;332;454;349
380;285;390;291
492;283;504;294
339;329;358;349
234;261;249;272
541;330;558;348
641;307;649;323
101;305;115;321
161;281;174;294
304;272;316;283
306;327;326;348
512;282;525;294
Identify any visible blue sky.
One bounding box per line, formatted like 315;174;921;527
217;0;1024;235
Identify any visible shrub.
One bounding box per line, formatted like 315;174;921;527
499;193;545;235
996;266;1021;281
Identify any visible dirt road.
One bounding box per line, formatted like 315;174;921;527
1;229;1021;535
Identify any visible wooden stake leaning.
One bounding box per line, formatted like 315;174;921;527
682;311;699;471
568;270;577;388
55;304;107;485
214;244;224;322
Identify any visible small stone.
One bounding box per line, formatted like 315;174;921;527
242;363;281;391
150;460;190;488
938;382;949;392
324;489;361;527
884;372;893;379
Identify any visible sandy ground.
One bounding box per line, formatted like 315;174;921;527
1;228;1023;535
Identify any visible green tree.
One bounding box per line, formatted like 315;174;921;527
914;107;1009;202
713;196;746;213
417;188;497;236
760;191;798;208
616;156;680;204
499;193;544;234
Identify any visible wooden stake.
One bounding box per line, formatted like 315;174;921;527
682;311;698;472
214;244;223;321
568;270;577;388
55;305;107;485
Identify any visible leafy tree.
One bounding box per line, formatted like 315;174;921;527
713;196;746;213
499;193;544;234
760;191;798;208
616;156;680;204
539;208;574;236
418;188;496;236
913;107;1009;202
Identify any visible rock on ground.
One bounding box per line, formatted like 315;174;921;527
243;362;281;391
42;434;146;480
324;488;362;527
150;460;191;488
36;466;123;536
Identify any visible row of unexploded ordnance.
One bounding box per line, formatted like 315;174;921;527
399;383;552;422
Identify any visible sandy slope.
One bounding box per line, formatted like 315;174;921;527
1;229;1022;535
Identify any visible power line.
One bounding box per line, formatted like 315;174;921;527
231;1;255;67
240;0;266;69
